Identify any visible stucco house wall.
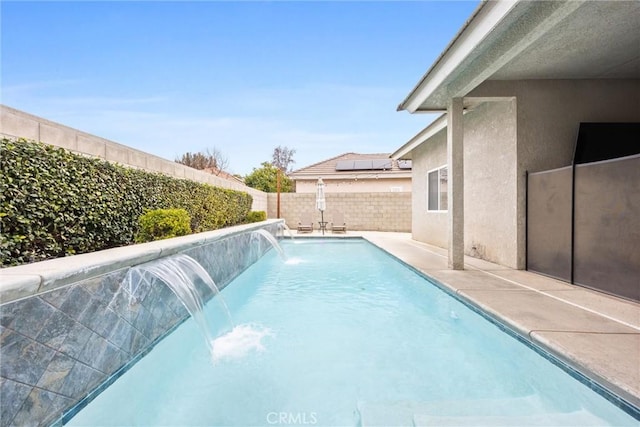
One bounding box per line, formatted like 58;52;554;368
470;80;640;172
468;79;640;268
295;178;411;194
411;130;447;247
411;79;639;269
463;99;518;267
411;100;518;267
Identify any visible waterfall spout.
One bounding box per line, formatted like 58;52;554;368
252;229;287;260
126;254;233;355
278;222;295;240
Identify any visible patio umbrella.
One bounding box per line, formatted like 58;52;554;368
316;177;326;235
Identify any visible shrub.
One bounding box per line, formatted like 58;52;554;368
246;211;267;223
135;209;191;243
0;138;253;266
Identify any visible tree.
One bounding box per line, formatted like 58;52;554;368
272;145;296;172
244;162;293;193
175;148;229;176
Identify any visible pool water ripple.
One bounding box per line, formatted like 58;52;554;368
67;240;638;426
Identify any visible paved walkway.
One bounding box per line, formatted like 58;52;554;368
292;230;640;409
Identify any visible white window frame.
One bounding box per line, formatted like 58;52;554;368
427;165;448;212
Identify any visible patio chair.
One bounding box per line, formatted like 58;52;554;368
331;212;347;233
297;213;314;233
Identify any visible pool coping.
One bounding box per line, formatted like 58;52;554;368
355;231;640;416
0;220;285;305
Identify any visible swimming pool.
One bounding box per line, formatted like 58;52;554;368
66;239;637;426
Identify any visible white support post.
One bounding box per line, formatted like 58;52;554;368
447;97;464;269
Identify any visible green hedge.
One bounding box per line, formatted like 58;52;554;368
135;208;192;243
0;138;252;266
246;211;267;223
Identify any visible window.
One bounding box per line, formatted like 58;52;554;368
427;166;448;211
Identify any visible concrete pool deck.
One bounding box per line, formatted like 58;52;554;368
293;230;640;410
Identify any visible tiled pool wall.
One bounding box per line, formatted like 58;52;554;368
0;222;281;427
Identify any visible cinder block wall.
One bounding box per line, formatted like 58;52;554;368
0;105;267;212
267;192;412;232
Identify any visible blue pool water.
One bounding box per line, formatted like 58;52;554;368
67;239;637;426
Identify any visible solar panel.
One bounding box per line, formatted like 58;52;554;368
353;160;373;170
335;160;355;171
398;160;412;169
336;158;401;171
371;159;393;170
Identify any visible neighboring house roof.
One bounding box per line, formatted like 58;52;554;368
290;152;412;180
397;0;640;113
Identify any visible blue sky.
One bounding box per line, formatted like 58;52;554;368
1;1;478;175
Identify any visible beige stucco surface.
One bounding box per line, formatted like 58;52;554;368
410;129;448;247
469;79;640;268
295;177;411;193
411;99;518;268
410;79;640;270
463;99;518;267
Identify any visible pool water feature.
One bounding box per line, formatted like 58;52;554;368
278;222;295;240
126;254;237;356
66;240;638;426
251;229;287;261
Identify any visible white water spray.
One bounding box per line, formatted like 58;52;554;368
125;252;273;362
211;324;273;362
126;254;233;355
252;229;287;261
278;222;295;240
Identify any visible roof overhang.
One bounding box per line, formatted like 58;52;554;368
392;95;515;159
391;114;447;160
398;0;640;113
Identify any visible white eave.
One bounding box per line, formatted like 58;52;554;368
391;114;447;160
397;0;517;113
397;0;640;113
